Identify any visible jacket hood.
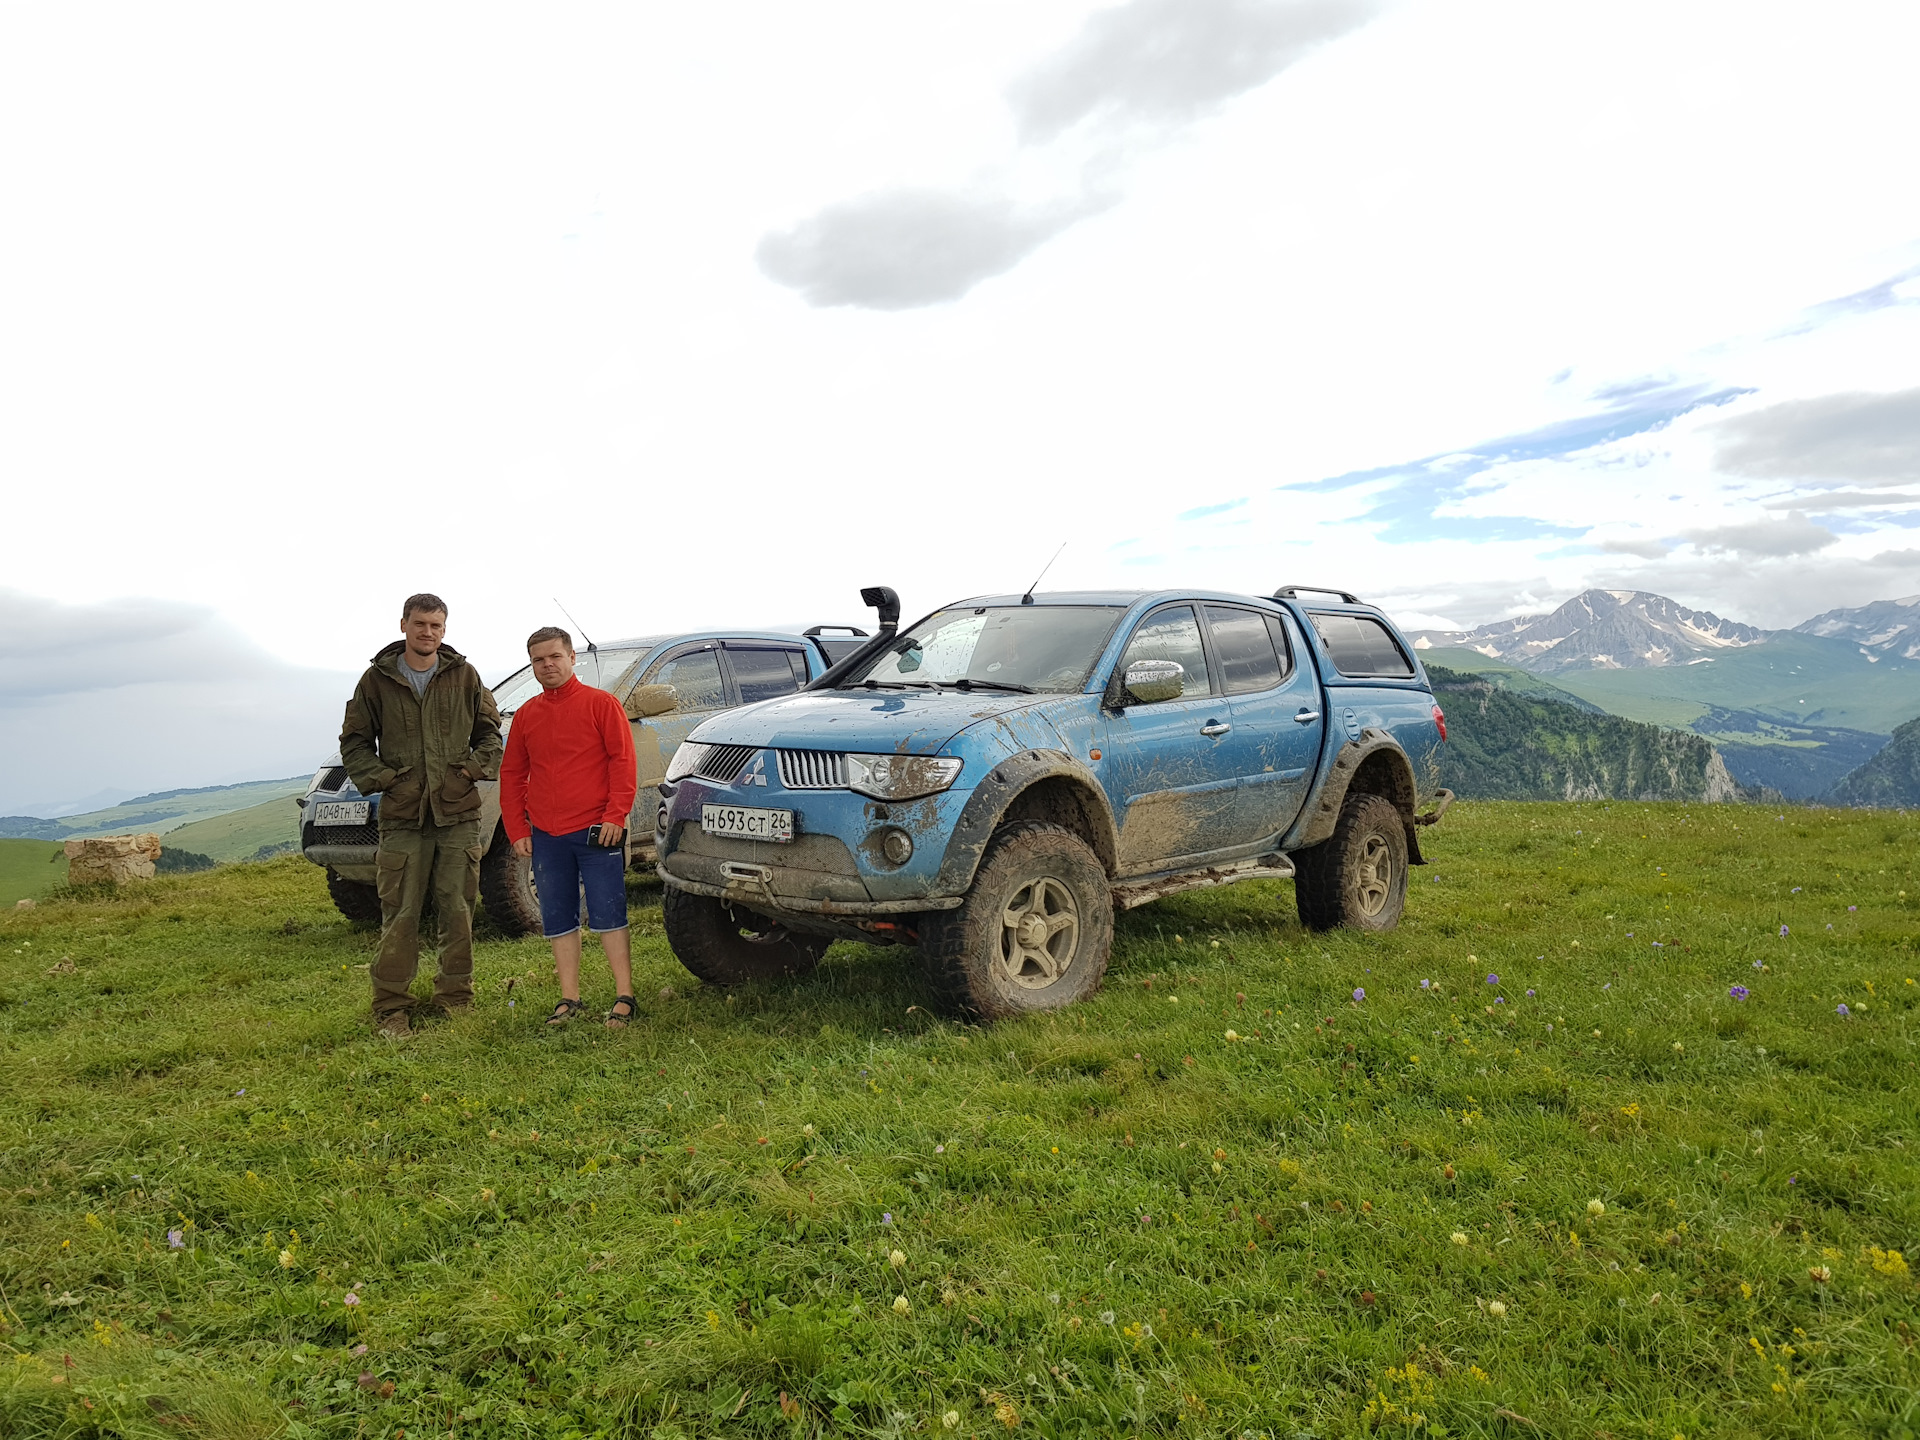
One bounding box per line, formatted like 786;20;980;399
371;639;471;677
688;688;1068;754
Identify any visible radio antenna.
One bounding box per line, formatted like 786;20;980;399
1020;542;1066;606
552;597;596;653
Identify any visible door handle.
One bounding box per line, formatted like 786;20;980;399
1199;721;1231;737
1293;709;1321;724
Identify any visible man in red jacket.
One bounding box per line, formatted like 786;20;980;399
500;626;639;1027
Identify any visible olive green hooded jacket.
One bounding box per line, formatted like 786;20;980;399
339;641;504;830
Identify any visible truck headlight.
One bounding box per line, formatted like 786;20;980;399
844;754;962;801
664;742;710;784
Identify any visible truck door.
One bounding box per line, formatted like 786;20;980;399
1203;606;1324;845
1096;604;1246;873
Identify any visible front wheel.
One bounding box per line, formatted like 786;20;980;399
325;866;382;924
662;887;830;985
1293;792;1408;932
920;821;1112;1021
478;826;543;937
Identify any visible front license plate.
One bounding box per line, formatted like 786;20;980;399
701;804;793;843
313;800;370;826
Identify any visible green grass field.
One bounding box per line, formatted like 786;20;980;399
163;796;303;864
0;838;68;907
1;803;1915;1438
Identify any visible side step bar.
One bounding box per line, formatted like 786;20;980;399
1111;854;1296;911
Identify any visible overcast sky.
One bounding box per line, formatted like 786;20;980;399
3;1;1919;811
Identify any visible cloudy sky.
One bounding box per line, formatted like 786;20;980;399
3;0;1919;811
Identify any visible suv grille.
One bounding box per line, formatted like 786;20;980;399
304;820;378;848
693;744;757;784
778;749;848;789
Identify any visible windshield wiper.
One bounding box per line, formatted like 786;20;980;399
947;677;1035;694
859;680;938;690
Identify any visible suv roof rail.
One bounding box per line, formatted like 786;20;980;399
804;624;869;637
1272;584;1366;605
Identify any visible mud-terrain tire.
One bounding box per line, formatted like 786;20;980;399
1293;792;1407;932
478;825;543;938
325;867;382;924
920;821;1113;1021
661;887;830;985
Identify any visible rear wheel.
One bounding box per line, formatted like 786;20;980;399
920;821;1112;1021
325;867;381;924
1293;792;1407;932
662;887;830;985
478;825;543;937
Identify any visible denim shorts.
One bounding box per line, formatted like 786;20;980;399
530;826;629;939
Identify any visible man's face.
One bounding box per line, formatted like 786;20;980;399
401;609;447;662
529;637;576;690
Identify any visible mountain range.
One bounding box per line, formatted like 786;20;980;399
1412;590;1920;801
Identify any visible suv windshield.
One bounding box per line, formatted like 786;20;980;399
492;646;652;715
852;606;1123;694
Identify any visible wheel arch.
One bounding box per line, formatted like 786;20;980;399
1285;730;1426;864
933;751;1119;895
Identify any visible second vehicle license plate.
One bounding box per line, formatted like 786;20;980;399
313;800;370;826
701;804;793;843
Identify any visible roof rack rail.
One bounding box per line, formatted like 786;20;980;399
803;624;870;637
1272;584;1366;605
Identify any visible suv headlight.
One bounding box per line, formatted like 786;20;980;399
663;742;710;784
844;754;962;801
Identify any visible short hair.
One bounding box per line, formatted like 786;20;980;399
526;625;573;653
401;592;448;621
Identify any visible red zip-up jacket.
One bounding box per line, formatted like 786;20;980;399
499;676;637;842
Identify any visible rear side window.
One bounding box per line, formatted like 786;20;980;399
1204;606;1286;695
728;646;809;704
1309;613;1414;678
647;647;727;710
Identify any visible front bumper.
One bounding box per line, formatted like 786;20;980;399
656;765;973;917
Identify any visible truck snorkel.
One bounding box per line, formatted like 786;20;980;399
806;585;902;690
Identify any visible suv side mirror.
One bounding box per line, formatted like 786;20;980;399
625;683;678;719
1122;659;1185;705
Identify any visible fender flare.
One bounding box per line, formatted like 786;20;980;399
1284;729;1428;864
933;749;1120;895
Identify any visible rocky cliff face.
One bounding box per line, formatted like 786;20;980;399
1825;714;1920;807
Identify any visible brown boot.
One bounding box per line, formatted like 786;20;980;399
376;1009;412;1039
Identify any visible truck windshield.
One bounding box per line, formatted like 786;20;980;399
852;606;1124;694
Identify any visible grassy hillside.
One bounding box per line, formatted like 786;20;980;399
1416;648;1605;711
0;775;310;842
0;839;67;907
1546;633;1920;735
161;793;303;863
1828;715;1920;808
1429;666;1734;801
3;807;1916;1437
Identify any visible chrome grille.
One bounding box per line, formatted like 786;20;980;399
693;744;757;784
777;749;848;789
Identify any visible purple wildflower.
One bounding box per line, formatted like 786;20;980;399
1421;979;1431;989
343;1291;361;1307
234;1089;245;1097
1494;996;1506;1004
1526;988;1535;997
1788;1174;1797;1185
1728;985;1749;1001
167;1229;184;1249
1848;905;1857;912
1779;925;1789;937
1836;1003;1850;1017
1353;988;1365;1002
1791;887;1801;894
1487;973;1499;985
882;1212;893;1225
1753;959;1763;970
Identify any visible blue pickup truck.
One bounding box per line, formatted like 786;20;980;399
298;625;870;933
655;585;1452;1018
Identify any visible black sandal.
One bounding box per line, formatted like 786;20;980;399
604;995;637;1029
545;998;586;1028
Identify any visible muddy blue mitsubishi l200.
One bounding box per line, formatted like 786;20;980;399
655;586;1452;1019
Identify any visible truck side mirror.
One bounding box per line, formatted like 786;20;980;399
625;683;678;719
1122;659;1186;705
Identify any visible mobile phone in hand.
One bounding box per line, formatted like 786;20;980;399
590;825;627;849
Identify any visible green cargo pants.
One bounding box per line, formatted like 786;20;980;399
372;818;483;1017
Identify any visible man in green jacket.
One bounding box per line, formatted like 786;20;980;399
340;593;504;1036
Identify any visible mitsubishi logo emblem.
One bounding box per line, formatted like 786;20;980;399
737;753;768;788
